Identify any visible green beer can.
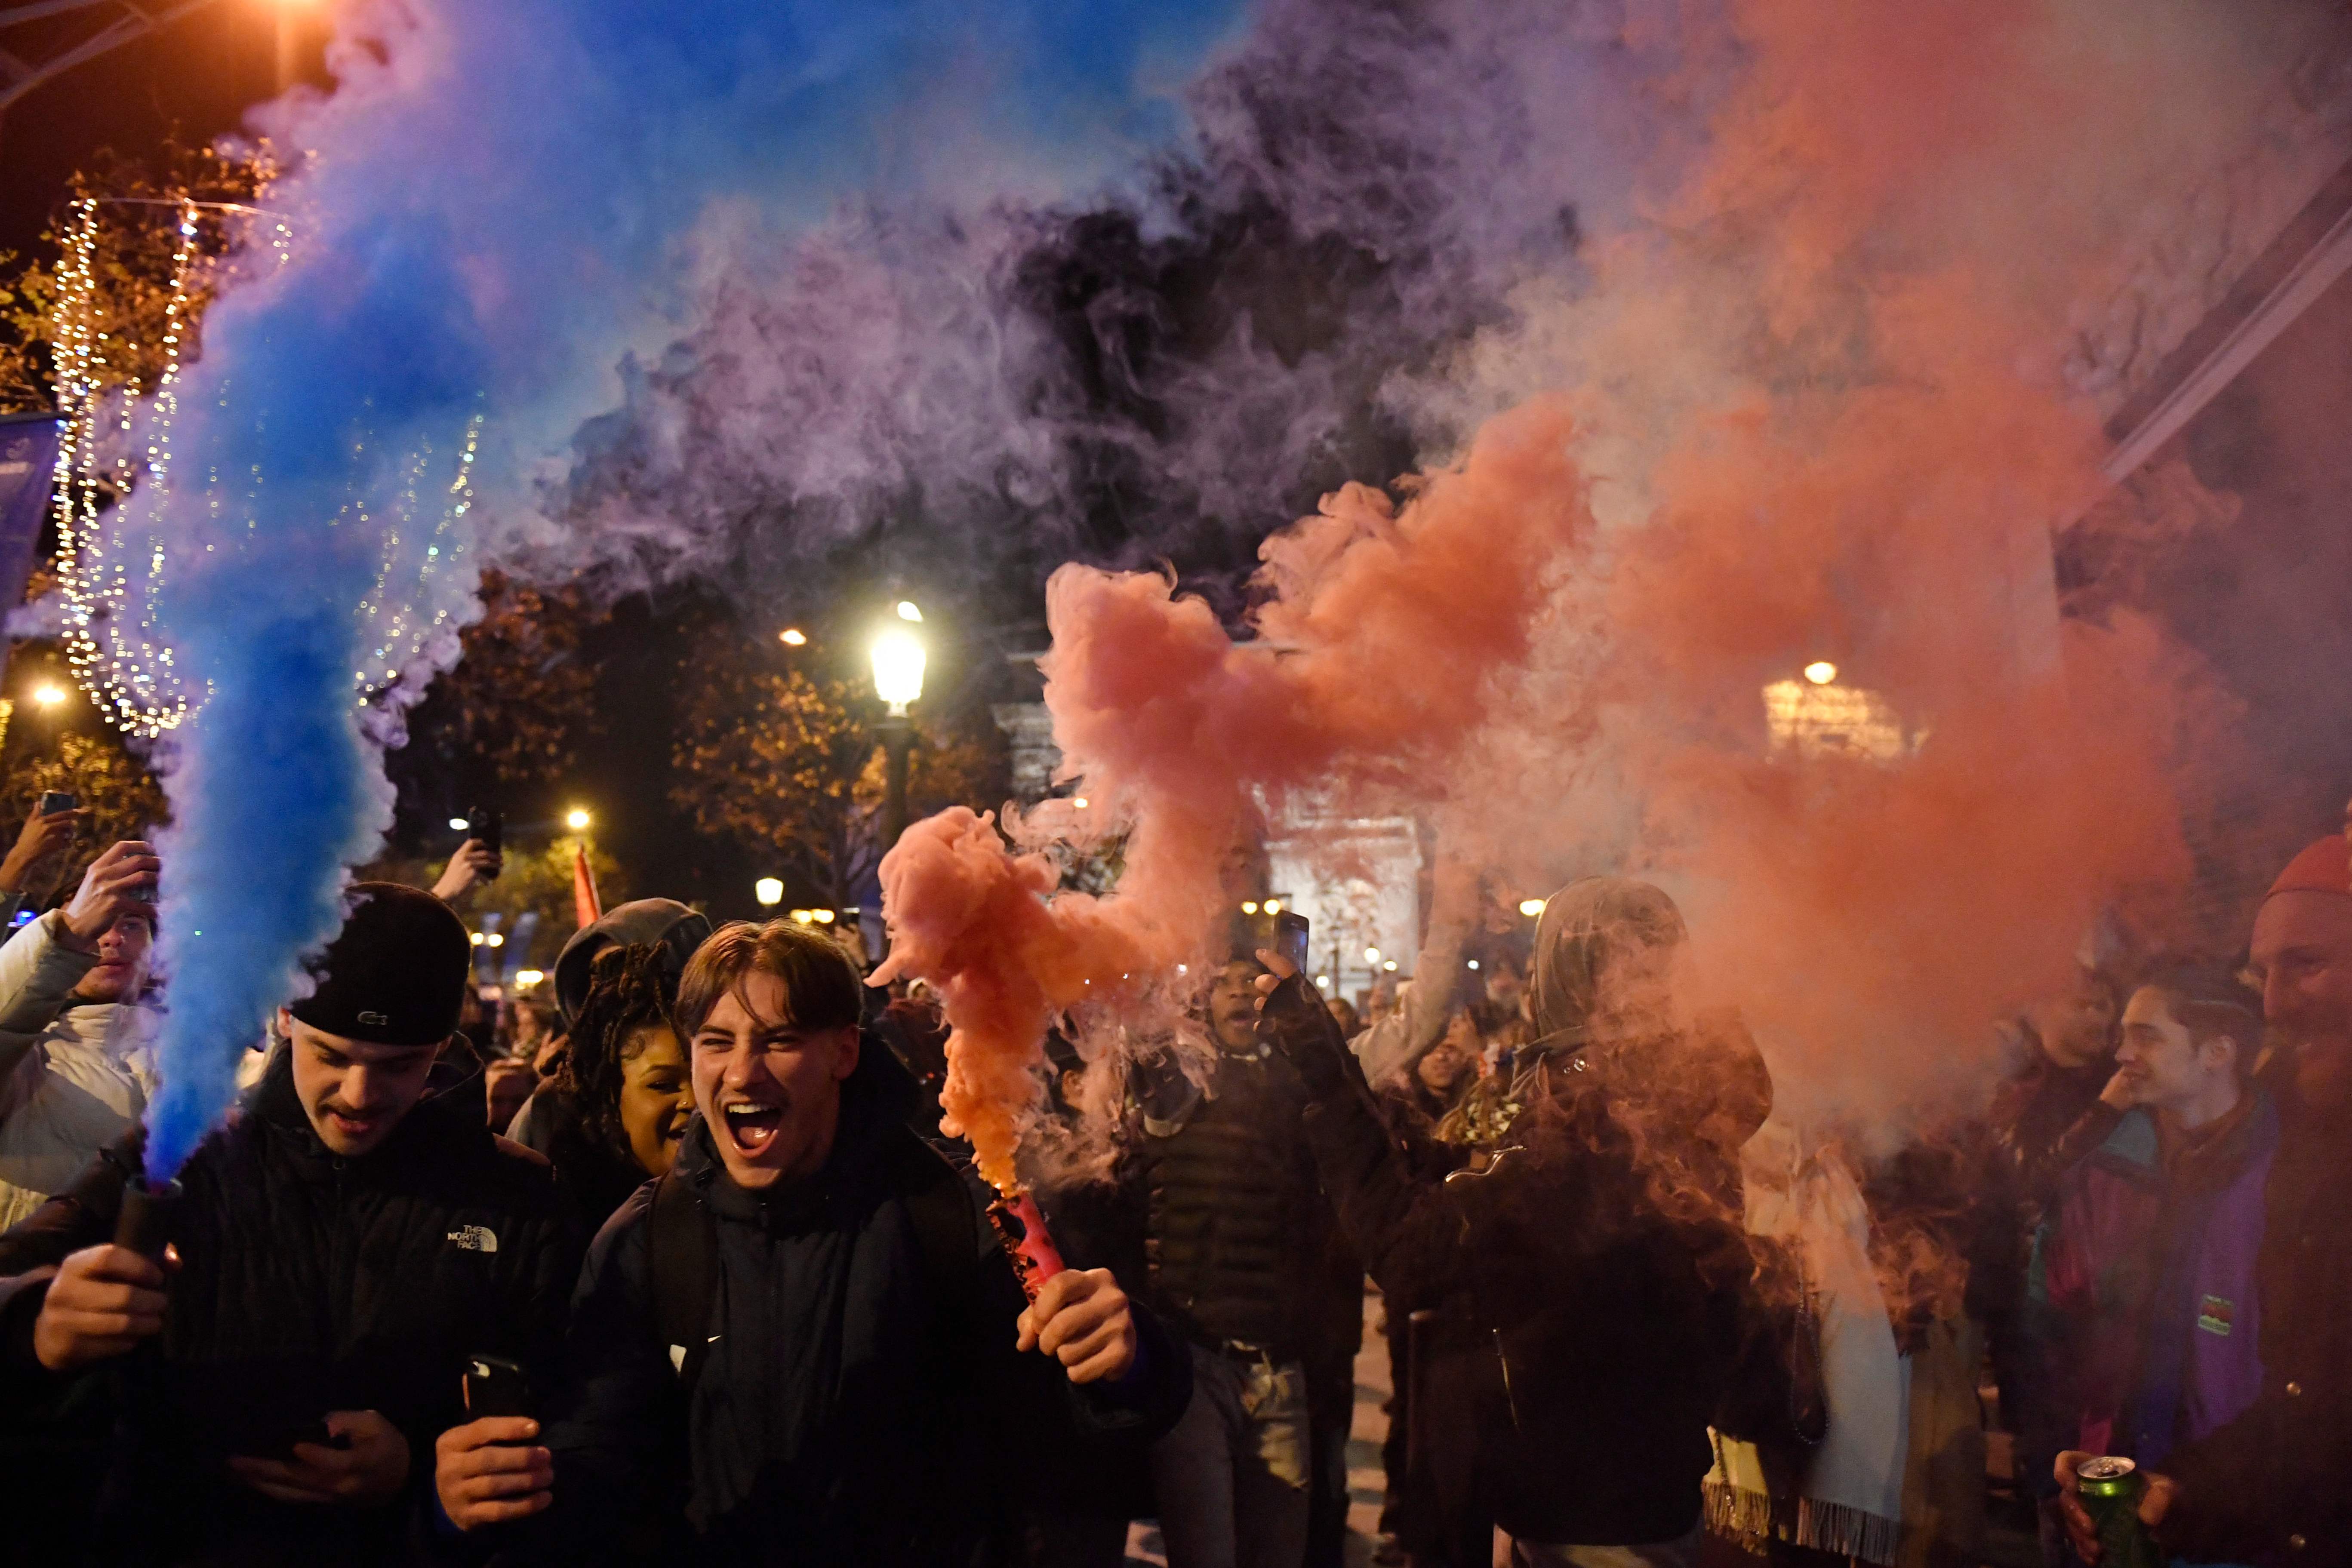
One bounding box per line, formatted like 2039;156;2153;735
2077;1455;2162;1568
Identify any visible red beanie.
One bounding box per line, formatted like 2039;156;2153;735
2267;835;2352;901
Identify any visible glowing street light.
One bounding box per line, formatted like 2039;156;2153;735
779;628;807;647
447;816;470;832
31;684;67;708
810;908;837;925
1364;946;1381;965
1242;901;1259;915
1264;899;1283;914
565;808;592;832
1519;898;1546;918
484;932;505;949
872;620;926;851
870;627;926;715
754;877;784;907
1803;660;1838;686
895;600;923;623
514;968;545;987
1382;959;1399;972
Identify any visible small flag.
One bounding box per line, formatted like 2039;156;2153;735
573;842;602;928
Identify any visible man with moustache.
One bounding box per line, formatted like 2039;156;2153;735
0;882;579;1565
439;919;1190;1564
2060;830;2352;1568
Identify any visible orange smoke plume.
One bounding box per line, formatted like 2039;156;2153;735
873;400;1592;1190
879;0;2290;1178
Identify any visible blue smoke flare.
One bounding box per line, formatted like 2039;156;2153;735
137;0;1250;1178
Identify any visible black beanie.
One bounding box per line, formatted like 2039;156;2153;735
287;882;472;1046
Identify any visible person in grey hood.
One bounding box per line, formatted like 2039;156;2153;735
552;899;712;1031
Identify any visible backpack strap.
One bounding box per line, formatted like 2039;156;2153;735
882;1131;986;1328
648;1167;720;1390
898;1136;982;1292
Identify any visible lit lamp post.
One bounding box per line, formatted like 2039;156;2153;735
870;607;926;853
275;0;315;94
754;877;783;909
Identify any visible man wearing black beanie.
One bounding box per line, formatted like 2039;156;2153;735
0;882;583;1565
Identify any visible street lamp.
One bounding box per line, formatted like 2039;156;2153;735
1518;898;1545;918
1803;660;1839;686
31;684;67;708
871;623;926;852
754;877;783;908
565;808;591;832
274;0;315;93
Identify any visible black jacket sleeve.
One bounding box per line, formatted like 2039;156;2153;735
1255;973;1473;1312
2159;1401;2275;1566
494;1190;680;1567
0;1133;137;1394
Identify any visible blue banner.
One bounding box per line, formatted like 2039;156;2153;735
0;413;61;621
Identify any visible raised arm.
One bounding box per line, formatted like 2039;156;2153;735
1355;855;1480;1087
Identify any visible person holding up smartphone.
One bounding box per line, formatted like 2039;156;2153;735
0;793;88;927
0;839;164;1230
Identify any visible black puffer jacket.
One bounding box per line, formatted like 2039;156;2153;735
0;1045;581;1566
517;1047;1192;1566
1130;1042;1347;1362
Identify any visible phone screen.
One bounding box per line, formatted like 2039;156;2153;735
465;1354;532;1419
1275;911;1311;973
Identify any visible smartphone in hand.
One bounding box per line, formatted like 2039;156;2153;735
37;791;75;817
1275;910;1311;973
465;808;502;858
464;1354;532;1420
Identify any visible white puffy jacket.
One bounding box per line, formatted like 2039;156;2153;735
0;910;157;1231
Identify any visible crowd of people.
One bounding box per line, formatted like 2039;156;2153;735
0;805;2341;1568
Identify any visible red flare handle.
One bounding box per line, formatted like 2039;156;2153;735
986;1189;1066;1301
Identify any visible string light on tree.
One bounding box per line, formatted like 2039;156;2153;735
48;195;481;738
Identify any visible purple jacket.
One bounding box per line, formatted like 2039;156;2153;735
2031;1091;2277;1468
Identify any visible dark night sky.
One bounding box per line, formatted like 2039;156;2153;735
0;6;316;261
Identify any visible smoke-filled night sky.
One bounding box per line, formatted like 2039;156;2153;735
117;0;2352;1174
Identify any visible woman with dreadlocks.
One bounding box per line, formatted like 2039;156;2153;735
508;941;693;1229
1256;877;1793;1568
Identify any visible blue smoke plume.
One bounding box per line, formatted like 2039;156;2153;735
137;0;1250;1178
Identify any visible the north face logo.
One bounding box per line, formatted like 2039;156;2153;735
447;1225;499;1254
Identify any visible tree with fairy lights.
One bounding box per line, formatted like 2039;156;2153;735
668;626;1001;915
0;139;277;417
